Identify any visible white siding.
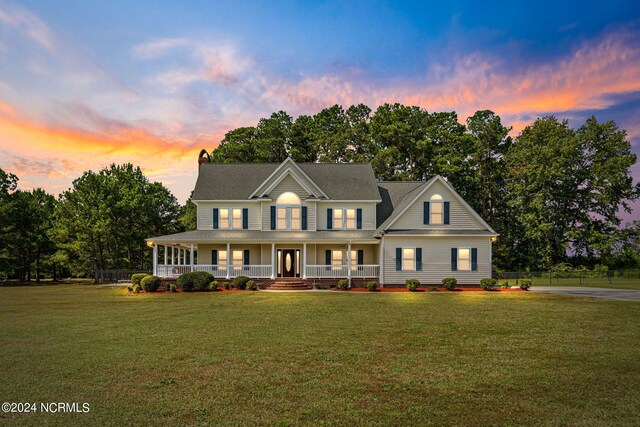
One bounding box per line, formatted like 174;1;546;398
197;202;260;231
258;168;317;198
381;236;492;285
316;202;377;230
391;181;484;230
262;176;317;231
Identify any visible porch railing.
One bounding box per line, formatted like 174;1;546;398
305;265;379;279
157;264;272;279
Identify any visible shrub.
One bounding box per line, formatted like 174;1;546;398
168;283;177;293
177;271;214;292
131;273;149;286
442;277;457;291
336;279;349;290
232;276;251;290
500;281;509;289
132;284;141;293
141;275;161;292
406;279;420;291
223;282;230;290
127;286;133;293
429;286;438;291
246;280;256;291
208;281;218;291
480;278;496;291
364;281;378;291
519;279;532;290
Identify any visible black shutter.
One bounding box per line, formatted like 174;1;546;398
327;208;333;229
243;249;250;265
444;202;450;225
451;248;458;271
270;206;276;230
423;202;430;225
213;208;219;229
242;208;248;229
301;206;307;230
471;248;478;271
357;249;364;265
356;208;362;229
416;248;422;271
211;250;218;265
325;250;331;265
396;248;402;271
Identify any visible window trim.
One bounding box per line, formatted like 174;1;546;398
330;208;358;230
401;247;416;272
430;194;443;225
457;247;471;271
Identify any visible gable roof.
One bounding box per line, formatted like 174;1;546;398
192;160;381;201
375;175;497;234
376;181;426;227
249;157;328;199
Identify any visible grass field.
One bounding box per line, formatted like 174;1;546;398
500;277;640;290
1;285;640;426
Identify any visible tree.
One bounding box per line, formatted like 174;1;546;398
51;164;181;278
179;197;197;231
289;115;318;162
253;111;292;162
209;127;256;163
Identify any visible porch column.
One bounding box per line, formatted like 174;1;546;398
171;246;175;265
190;243;194;272
226;243;231;280
163;245;168;266
153;244;158;276
347;242;352;288
379;238;384;287
302;243;307;279
271;243;275;279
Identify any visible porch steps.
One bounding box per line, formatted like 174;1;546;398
268;280;312;291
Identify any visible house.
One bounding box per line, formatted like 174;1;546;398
146;156;498;288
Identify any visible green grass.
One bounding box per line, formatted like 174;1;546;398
1;286;640;426
499;277;640;290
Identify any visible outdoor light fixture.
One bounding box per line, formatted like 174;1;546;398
491;236;497;242
146;241;155;247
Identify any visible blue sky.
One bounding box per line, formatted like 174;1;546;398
0;0;639;219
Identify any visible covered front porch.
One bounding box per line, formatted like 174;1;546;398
150;241;380;281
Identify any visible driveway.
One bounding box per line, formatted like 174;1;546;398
530;286;640;301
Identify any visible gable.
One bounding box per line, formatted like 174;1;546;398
383;177;494;231
250;158;327;199
268;173;313;199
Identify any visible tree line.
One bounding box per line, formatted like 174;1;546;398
0;103;638;281
208;103;640;270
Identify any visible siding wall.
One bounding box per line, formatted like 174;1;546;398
381;236;492;285
316;202;377;230
197;244;262;265
309;244;376;264
261;176;317;231
391;181;484;230
197;202;260;231
257;168;317;198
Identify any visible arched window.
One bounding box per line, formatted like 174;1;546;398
276;192;301;205
275;192;301;230
430;194;443;224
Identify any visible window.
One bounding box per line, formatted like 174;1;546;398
232;250;244;266
290;207;301;230
277;208;287;230
345;209;356;229
458;248;470;271
430;194;443;225
402;248;415;271
333;208;343;230
219;208;229;228
350;250;358;268
218;250;227;266
276;192;301;205
332;250;343;266
232;208;242;229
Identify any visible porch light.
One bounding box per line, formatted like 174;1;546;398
491;236;497;242
146;240;155;247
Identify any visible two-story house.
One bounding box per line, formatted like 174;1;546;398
146;156;497;288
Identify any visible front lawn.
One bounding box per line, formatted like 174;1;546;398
1;285;639;426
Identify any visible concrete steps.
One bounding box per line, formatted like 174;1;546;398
268;280;312;290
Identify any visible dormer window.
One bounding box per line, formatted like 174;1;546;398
273;192;305;231
430;194;443;225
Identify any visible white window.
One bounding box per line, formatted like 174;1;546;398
345;209;356;229
333;208;343;229
232;250;244;266
232;208;242;229
276;192;301;205
332;250;343;266
430;194;443;225
219;208;229;228
402;248;415;271
218;250;227;266
350;250;358;268
290;207;301;230
277;208;287;230
458;248;470;271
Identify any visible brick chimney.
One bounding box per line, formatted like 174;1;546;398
198;149;210;165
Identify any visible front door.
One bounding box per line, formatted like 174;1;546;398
282;249;296;277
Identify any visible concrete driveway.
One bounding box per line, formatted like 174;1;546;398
530;286;640;301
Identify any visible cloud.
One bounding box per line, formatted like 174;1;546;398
0;0;56;50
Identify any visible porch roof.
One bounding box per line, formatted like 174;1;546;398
381;229;498;236
147;230;380;244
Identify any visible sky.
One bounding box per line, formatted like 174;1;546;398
0;0;639;220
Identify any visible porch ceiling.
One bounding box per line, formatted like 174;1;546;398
147;230;380;245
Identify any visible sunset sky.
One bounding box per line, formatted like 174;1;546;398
1;0;639;219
